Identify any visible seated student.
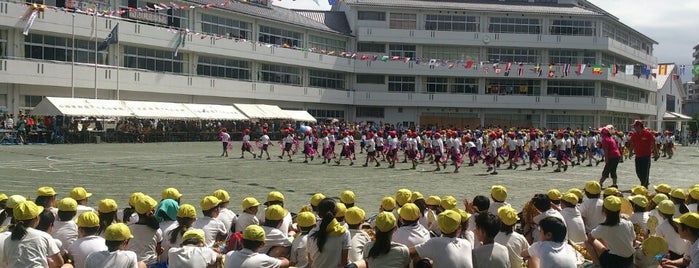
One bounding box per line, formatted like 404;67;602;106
634;236;668;268
162;204;198;264
290;212;316;268
580;181;604;234
259;205;292;257
260;191;293;237
3;201;64;268
472;213;510;267
85;223;146;268
335;203;348;229
236;197;260;233
424;196;442;236
465;195;490;249
393;203;430;248
212;189;238;234
70;187;96;217
345;207;371;263
522;217;577;268
495;206;529;268
655;200;689;260
224;225;290;268
628;195;650;234
531;194;565;243
67;212;108;268
167;229;221;268
1;195;25;228
410;210;473;268
53;197;79;251
97;199;119;236
192;196;227;248
118;192;143;225
559;193;586;244
489;185;511;215
128;195;163;267
586;196;635;268
660;213;699;268
363;212;411;268
547;189;563;211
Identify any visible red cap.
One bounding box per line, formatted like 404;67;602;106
262;129;268;134
306;129;312;134
434;133;441;138
243;128;250;134
630;120;644;127
220;128;227;132
599;127;610;135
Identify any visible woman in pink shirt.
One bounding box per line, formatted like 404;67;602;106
599;127;621;188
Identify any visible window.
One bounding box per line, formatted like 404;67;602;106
201;13;251;39
550;20;595;36
389;13;416;29
196;56;250;80
24;34;106;64
120;0;188;28
424;77;477;94
488;17;540;34
547;115;594;130
422;46;479;61
487;48;539;63
388;76;415;92
388;44;415;58
258;25;302;47
0;30;6;58
23;95;44;107
308;35;346;53
357;43;385;53
123;46;185;73
357;11;385;21
259;64;301;85
425;14;479;32
486;79;540;95
425;77;448;93
452;78;478;94
549;50;596;65
547;81;595;96
309;69;345;90
356;74;385;84
356;106;384;118
601;83;648;103
308;109;344;119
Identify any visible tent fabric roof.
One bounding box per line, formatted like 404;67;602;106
123;101;199;120
283;109;317;123
664;111;693;121
234;104;292;120
85;99;133;117
31;97;102;117
183;104;248;120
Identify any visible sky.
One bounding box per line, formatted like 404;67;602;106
272;0;699;79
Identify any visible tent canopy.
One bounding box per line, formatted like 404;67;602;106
123;101;198;120
663;112;693;121
31;97;102;117
283;109;317;123
85;99;133;117
234;104;291;120
183;104;248;120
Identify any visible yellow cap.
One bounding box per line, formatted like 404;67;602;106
547;189;563;201
374;211;397;232
562;193;579;204
438;210;461;234
340;190;356;204
456;209;471;223
296;211;317;227
410;191;424;203
7;195;26;209
642;236;668;257
584;181;602;195
36;187;56;197
654;184;672;194
70;187;93;201
657;200;675;215
567;188;584;200
13;200;43;221
335;203;346;217
0;193;7;202
243;225;266;241
381;196;396;211
212;189;230;202
395;189;412;206
398;203;420;221
491;185;508;202
104;223;134;241
670;189;686;200
604;187;620;196
182;229;206;243
266;191;285;203
134;195;157;214
440;195;457;210
265;205;287;221
129;192;144;207
652;193;669;204
497;206;519;226
242;197;261;210
690;188;699;200
345;207;366;225
628;195;649;208
603;196;622;212
310;193;325;207
200;196;222;211
631;185;649;196
161;188;182;200
98;199;118;213
57;197;78;212
426;196;441;206
674;213;699;229
76;211;100;228
177;204;197;218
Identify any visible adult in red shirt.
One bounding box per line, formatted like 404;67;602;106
599;127;621;188
628;120;658;188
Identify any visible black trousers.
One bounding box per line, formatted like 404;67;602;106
635;156;651;187
602;157;620;179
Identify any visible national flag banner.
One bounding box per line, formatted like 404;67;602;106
371;55;378;61
351;53;357;58
673;74;679;80
381;56;389;62
448;61;456;69
465;60;474;69
494;67;501;75
327;51;335;55
548;70;555;78
360;54;368;61
174;30;185;56
22;9;40;36
693;65;699;76
390;56;400;61
415;58;421;65
403;57;410;63
483;66;489;73
609;64;618;77
429;59;437;66
592;65;602;75
561;64;569;77
339;52;347;57
518;64;524;76
170;2;180;9
504;62;512;76
658;64;667;75
641;65;651;77
98;24;119;51
625;64;634;75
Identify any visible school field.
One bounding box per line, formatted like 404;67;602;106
1;141;698;215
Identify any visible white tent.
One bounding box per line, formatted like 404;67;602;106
234;104;291;120
183;104;248;120
283;110;317;123
85;99;133;117
123;101;198;120
31;97;102;117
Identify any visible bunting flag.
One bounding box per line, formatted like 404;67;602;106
371;55;378;61
174;30;185;57
536;65;543;77
350;53;357;58
562;64;570;77
415;58;421;64
504;62;512;76
693;65;699;76
609;64;618;77
548;69;555;78
576;64;586;75
494;67;502;75
464;60;474;69
390;56;399;61
403;57;410;63
518;64;524;76
22;4;45;36
673;74;680;80
483;66;489;73
380;55;389;62
428;59;437;66
448;61;457;69
97;24;119;51
658;64;668;75
592;65;602;75
625;64;634;75
641;65;651;77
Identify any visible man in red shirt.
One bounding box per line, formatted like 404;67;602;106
628;120;658;188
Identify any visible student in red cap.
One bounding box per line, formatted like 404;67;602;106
628;120;658;188
240;128;255;159
219;128;230;157
278;128;294;162
258;129;271;160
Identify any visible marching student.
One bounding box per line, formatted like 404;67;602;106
279;128;294;162
219;128;230;157
362;131;379;167
258;129;271;160
241;128;256;159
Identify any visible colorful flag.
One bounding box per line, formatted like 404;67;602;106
679;65;686;75
625;64;634;75
174;30;185;56
360;54;368;61
483;66;489;73
429;59;437;66
448;61;456;69
609;64;618;77
465;60;474;69
22;8;41;36
390;56;400;61
381;56;389;62
548;69;555;78
673;74;680;80
563;64;570;77
537;67;543;77
494;67;501;75
592;65;602;75
641;65;651;77
658;64;667;75
403;57;410;63
693;65;699;76
518;64;524;76
98;24;119;51
504;62;512;76
415;58;421;65
371;55;378;61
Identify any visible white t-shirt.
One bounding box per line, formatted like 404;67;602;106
363;241;411;268
259;210;293;238
655;220;690;255
167;246;218;268
527;241;577;268
85;250;139;268
116;209;139;225
392;223;430;248
192;217;227;248
290;234;310;268
2;227;60;268
348;229;371;263
52;220;78;251
532;209;566;243
127;224;163;265
217;208;238;233
415;237;473;268
560;207;587;244
494;231;530;268
590;219;635;257
689;239;699;268
67;235;108;268
220;132;230;142
260;135;270;145
260;226;291;254
224;248;282;268
0;231;11;268
489;201;511;216
235;213;259;234
629;211;650;234
472;243;510;268
307;229;351;268
580;198;605;232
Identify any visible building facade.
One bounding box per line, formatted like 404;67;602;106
0;0;660;129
